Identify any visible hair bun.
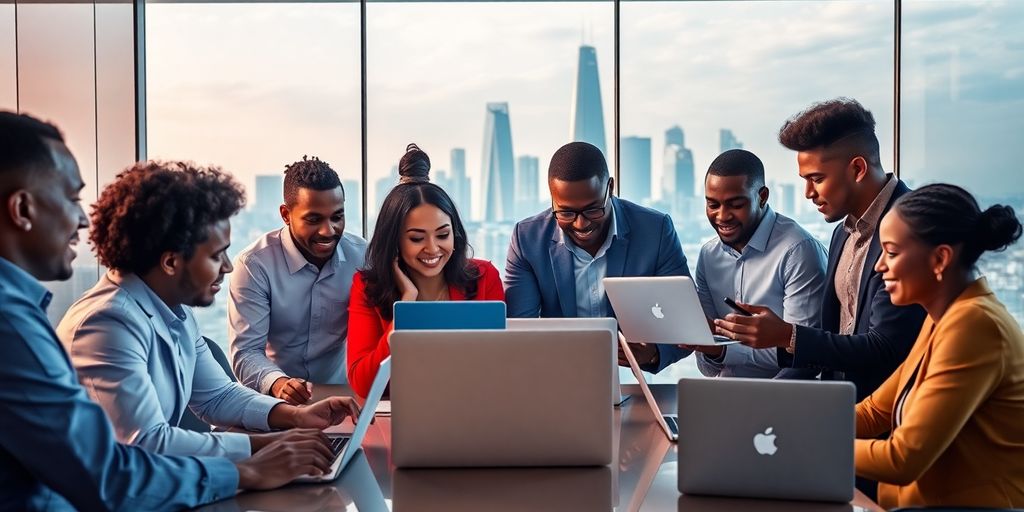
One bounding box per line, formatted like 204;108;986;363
978;204;1023;252
398;143;430;184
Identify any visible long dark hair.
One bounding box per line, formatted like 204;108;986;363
361;144;479;320
895;183;1022;269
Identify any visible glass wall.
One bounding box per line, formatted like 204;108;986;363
902;0;1024;326
0;5;14;109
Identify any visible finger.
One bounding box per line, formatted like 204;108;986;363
305;381;314;395
345;398;362;420
715;318;752;334
723;313;757;325
287;380;313;402
295;438;335;461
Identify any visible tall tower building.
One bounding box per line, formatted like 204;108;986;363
663;124;696;218
515;155;540;218
620;136;652;203
481;102;515;222
665;125;684;148
720;129;744;152
570;45;607;156
450;148;471;217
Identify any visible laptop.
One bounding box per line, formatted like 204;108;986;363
618;331;680;441
295;356;391;482
393;301;506;330
389;329;614;467
506;317;628;406
677;378;855;502
603;276;739;346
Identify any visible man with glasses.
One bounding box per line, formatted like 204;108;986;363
504;141;693;372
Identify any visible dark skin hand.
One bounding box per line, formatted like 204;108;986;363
712;301;794;349
271;377;313;405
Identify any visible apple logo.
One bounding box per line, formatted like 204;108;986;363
651;303;665;319
753;427;778;455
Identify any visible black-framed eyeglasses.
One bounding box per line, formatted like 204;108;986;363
551;186;610;223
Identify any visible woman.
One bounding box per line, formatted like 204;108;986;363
346;144;504;397
858;183;1024;508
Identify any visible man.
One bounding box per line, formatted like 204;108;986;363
504;141;692;372
0;112;336;510
229;156;366;404
58;160;361;461
714;98;925;400
682;149;827;378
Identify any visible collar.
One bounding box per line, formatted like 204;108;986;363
109;271;187;328
0;256;52;310
742;206;777;254
279;227;345;275
844;174;897;235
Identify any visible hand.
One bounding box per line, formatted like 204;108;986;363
393;259;418;301
248;428;328;454
680;344;724;358
618;342;658;368
271;377;313;405
235;429;334;491
713;302;794;350
291;396;363;429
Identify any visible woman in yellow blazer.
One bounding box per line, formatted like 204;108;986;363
857;183;1024;509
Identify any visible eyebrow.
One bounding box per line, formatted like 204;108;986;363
554;200;602;210
406;224;451;234
706;195;749;203
213;243;231;254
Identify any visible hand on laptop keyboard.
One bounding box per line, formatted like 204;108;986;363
235;429;336;490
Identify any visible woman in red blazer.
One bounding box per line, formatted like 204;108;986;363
347;144;504;397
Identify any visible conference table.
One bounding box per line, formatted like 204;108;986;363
197;384;883;512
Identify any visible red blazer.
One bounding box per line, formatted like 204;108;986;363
346;259;505;397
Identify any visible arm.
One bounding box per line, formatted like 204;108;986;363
0;307;237;510
693;253;725;377
503;223;541;317
346;274;391;398
477;261;507;301
68;308;253;461
855;356;902;440
228;257;288;394
855;310;1003;485
765;239;829;379
189;335;284;435
653;214;693;372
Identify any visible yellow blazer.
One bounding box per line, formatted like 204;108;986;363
855;278;1024;509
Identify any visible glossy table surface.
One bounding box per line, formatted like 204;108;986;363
197;384;883;512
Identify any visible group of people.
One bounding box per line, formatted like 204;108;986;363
1;96;1021;511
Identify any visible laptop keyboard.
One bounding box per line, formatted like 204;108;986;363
330;436;350;459
665;416;679;437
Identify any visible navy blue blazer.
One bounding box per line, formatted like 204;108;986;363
504;196;692;372
777;180;926;401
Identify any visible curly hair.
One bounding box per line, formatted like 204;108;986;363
778;97;881;167
283;155;343;206
90;160;246;274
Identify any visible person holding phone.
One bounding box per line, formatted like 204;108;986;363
346;144;504;398
677;149;828;378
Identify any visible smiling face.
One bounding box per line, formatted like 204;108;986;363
399;204;454;280
281;186;345;268
705;174;768;251
27;140;89;281
549;176;613;255
177;219;233;308
875;210;946;307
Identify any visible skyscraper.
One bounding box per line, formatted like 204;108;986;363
570;45;606;156
662;125;696;219
620;136;652;203
481;102;515;222
665;125;684;148
450;148;471;218
779;182;796;217
254;174;283;210
719;129;744;152
515;155;540;218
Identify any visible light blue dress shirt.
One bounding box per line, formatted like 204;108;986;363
58;271;284;461
229;228;367;393
0;257;237;511
694;208;828;378
562;206;619;318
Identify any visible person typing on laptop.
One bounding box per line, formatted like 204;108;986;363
504;141;693;373
679;149;827;378
347;144;504;398
58;161;361;463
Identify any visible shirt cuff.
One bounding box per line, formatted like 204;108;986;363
242;391;286;432
195;456;240;504
259;370;288;395
219;432;254;461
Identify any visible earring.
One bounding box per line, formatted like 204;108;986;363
935;271;943;282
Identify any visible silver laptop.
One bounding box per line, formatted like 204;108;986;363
295;356;391;482
677;378;855;502
389;329;614;468
506;317;627;405
604;276;739;346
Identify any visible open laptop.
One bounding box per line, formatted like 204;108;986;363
603;276;739;346
393;301;506;330
506;317;628;406
295;356;391;483
677;378;855;502
389;329;614;468
617;331;680;441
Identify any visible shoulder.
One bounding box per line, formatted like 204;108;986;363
771;213;824;252
341;231;368;252
469;258;500;279
234;229;283;269
616;197;671;224
937;294;1015;352
58;280;149;348
512;209;556;236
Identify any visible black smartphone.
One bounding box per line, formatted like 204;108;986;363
723;297;754;316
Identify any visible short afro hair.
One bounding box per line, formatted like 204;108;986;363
283;155;343;206
778;98;881;167
707;149;765;189
90;161;246;274
548;141;609;182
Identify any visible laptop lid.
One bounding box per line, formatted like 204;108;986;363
603;276;737;346
393;301;506;331
390;329;614;468
677;378;855;503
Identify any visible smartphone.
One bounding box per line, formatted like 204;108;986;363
723;297;753;316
